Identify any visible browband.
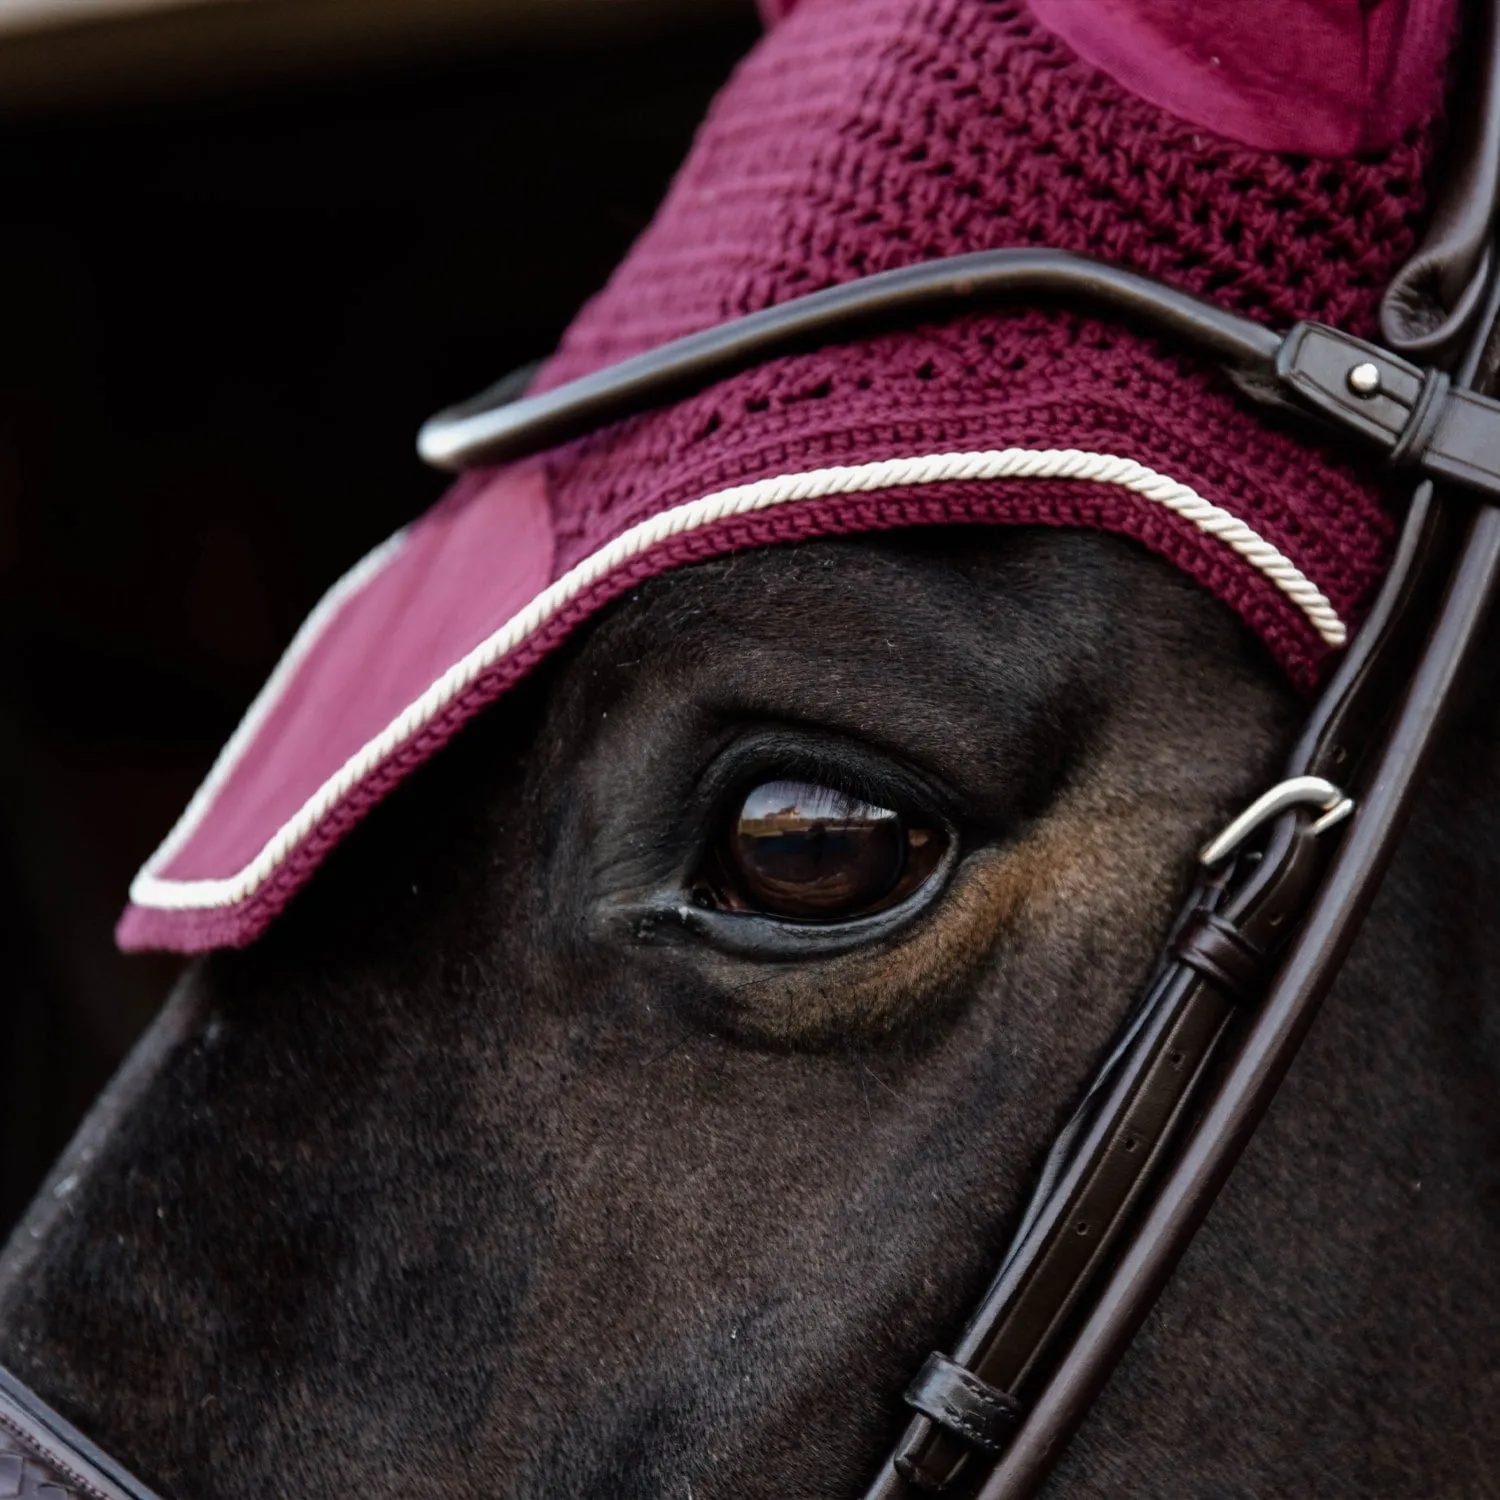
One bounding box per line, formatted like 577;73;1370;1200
417;255;1500;512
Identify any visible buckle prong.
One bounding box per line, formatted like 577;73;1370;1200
1199;775;1354;866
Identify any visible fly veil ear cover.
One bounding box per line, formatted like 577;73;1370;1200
117;0;1458;953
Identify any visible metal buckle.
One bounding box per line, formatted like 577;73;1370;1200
1199;775;1355;866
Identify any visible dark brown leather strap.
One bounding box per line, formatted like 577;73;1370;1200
880;811;1335;1493
973;273;1500;1500
420;250;1500;503
874;480;1484;1500
904;1355;1020;1457
867;10;1500;1490
1276;321;1500;496
1172;911;1265;1001
0;1368;164;1500
416;248;1285;470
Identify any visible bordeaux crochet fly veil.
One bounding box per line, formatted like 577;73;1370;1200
116;0;1452;952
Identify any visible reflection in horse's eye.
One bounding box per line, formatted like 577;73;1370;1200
702;778;946;920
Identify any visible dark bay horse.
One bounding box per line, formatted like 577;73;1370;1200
3;532;1497;1497
2;1;1498;1496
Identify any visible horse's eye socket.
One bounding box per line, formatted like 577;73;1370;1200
700;778;947;921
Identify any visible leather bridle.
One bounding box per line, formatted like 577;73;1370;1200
6;7;1500;1498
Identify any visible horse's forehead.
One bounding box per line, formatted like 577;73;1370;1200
118;0;1457;957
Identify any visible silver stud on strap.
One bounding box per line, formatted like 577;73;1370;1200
1346;360;1382;397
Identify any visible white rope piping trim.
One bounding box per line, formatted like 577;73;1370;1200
130;448;1346;913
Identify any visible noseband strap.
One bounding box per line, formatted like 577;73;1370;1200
0;1367;164;1500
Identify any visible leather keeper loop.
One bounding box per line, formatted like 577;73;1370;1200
1171;912;1265;1002
1391;366;1452;467
902;1352;1021;1459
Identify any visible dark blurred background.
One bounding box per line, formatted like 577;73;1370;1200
0;0;759;1240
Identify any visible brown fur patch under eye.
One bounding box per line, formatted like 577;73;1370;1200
707;768;1198;1048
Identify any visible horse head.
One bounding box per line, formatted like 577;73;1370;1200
3;2;1497;1496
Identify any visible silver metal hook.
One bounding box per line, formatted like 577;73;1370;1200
1199;775;1355;866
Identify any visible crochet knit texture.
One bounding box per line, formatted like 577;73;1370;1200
534;0;1441;689
112;0;1458;954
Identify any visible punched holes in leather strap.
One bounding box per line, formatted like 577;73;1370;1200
902;1351;1021;1460
1172;912;1265;1002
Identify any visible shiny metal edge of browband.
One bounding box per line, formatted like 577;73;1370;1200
416;247;1500;513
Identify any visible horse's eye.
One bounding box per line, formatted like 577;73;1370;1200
700;778;947;921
